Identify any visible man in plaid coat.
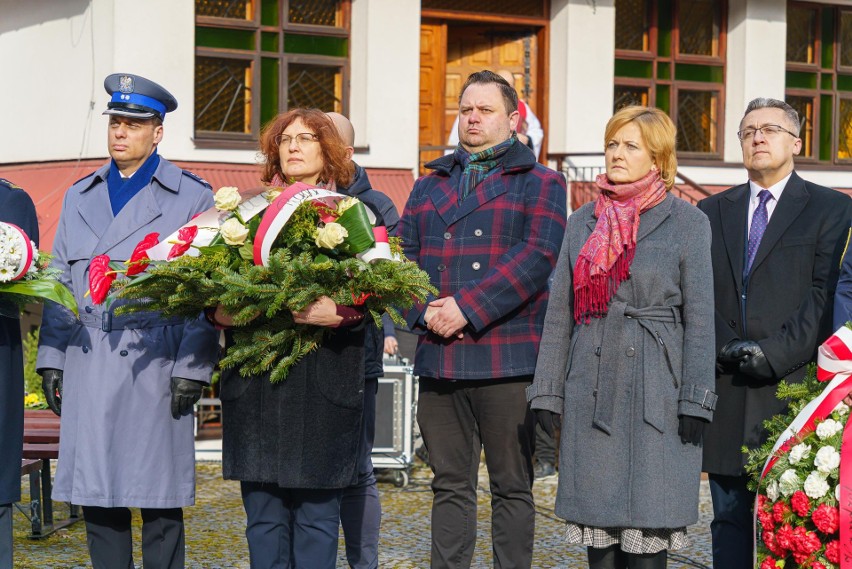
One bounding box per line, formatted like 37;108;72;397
399;70;567;568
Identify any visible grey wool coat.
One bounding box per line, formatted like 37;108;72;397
37;159;219;508
528;194;717;529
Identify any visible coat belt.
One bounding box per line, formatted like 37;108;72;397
593;301;681;435
78;311;186;332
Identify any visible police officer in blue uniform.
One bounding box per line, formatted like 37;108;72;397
0;179;38;569
37;74;218;569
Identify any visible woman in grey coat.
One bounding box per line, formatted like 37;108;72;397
527;106;716;569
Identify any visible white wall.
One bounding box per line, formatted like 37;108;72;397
548;0;615;156
349;0;421;171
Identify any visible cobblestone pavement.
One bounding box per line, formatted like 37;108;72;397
12;460;713;568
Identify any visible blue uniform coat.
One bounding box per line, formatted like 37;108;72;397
37;159;218;508
0;181;38;505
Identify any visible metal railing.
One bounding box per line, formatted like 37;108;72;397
549;152;713;208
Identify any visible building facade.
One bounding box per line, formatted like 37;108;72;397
2;0;852;248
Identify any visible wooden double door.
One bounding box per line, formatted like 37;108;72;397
419;22;544;169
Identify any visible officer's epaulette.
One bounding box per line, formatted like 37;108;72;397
0;178;22;190
182;170;212;189
70;171;99;191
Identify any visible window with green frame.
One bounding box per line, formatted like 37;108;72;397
613;0;726;157
195;0;349;146
785;1;852;163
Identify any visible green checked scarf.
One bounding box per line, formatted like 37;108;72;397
454;134;517;200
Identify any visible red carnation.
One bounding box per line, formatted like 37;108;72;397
812;562;827;569
792;551;812;565
88;255;116;305
760;557;780;569
791;490;811;517
811;504;840;535
825;540;840;564
773;501;791;524
791;526;821;557
776;524;795;551
167;225;199;260
758;494;768;510
758;507;776;532
126;232;159;276
762;531;784;558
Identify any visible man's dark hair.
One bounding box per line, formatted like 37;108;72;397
458;70;519;115
741;97;800;135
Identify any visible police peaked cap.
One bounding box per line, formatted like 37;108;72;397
103;73;178;121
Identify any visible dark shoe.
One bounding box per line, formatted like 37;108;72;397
533;460;556;480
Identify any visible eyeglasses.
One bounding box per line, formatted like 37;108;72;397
737;124;798;141
275;132;319;147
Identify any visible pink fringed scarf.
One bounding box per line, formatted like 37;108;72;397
573;170;667;323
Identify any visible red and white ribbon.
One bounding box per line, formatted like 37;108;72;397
755;326;852;566
2;222;34;281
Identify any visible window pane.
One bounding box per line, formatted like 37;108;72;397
196;27;255;50
787;5;817;64
677;90;717;153
614;59;653;79
421;0;544;17
284;33;347;57
841;10;852;67
786;95;814;158
678;0;719;57
288;0;344;27
195;56;252;133
196;0;252;20
287;64;342;112
838;98;852;160
615;0;649;52
674;63;724;83
614;85;650;111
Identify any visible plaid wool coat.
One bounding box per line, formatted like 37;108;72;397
400;142;567;380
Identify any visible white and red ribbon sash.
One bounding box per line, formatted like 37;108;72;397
754;326;852;567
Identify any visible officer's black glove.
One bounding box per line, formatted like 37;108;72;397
170;377;205;420
40;369;63;417
678;415;707;445
534;409;562;439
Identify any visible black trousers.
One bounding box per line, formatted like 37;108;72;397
83;506;184;569
0;504;11;569
708;474;754;569
417;377;536;569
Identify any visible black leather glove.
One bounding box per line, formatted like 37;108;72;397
717;339;750;363
170;377;205;420
40;369;63;417
678;415;707;445
534;409;562;439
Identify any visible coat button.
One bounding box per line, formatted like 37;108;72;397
729;320;736;328
120;350;128;357
437;264;446;272
474;229;483;236
626;347;635;357
82;346;89;353
443;232;452;240
85;306;93;313
472;262;481;270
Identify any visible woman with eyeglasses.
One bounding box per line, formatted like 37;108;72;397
215;108;366;569
528;106;716;569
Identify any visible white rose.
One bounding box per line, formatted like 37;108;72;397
220;218;249;246
803;471;830;499
214;186;242;211
788;443;811;465
265;188;283;202
337;196;360;215
816;418;844;440
315;222;348;249
814;445;841;473
778;469;801;497
766;479;780;502
834;401;850;418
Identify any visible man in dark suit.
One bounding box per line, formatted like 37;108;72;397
0;179;38;569
698;97;852;569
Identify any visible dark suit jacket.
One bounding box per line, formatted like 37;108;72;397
698;171;852;476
